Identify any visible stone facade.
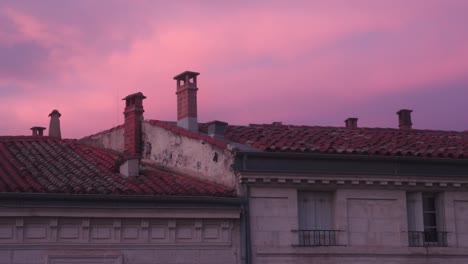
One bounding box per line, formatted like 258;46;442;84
0;206;241;264
248;183;468;264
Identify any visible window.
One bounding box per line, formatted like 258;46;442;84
407;192;447;247
297;191;338;246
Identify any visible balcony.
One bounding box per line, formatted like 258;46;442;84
295;230;340;246
408;231;448;247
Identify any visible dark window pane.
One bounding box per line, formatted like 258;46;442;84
423;196;436;211
423;213;437;227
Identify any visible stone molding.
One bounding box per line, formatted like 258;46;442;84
240;173;468;190
0;217;233;246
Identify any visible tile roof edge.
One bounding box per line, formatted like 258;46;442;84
0;192;242;203
145;120;229;149
80;124;125;140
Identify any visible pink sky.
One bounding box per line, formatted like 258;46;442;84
1;0;468;138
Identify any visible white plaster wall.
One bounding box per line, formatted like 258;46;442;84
142;123;237;188
80;127;125;152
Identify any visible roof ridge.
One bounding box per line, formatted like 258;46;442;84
229;124;466;134
80;124;125;140
145;120;228;149
0;136;77;142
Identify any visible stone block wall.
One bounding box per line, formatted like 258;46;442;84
249;186;468;264
0;216;240;264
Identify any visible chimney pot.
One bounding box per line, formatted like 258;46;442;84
397;109;413;129
207;120;228;139
31;126;46;136
345;118;358;129
122;92;146;158
48;109;62;139
174;71;200;132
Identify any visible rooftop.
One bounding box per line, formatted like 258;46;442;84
199;122;468;159
0;136;235;197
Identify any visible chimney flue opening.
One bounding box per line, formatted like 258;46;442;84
345;118;358;129
122;92;146;158
48;109;62;139
207;120;228;139
397;109;413;129
31;126;46;136
174;71;200;132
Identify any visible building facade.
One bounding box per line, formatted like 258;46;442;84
0;84;244;264
2;70;467;264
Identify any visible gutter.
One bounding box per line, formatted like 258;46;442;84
0;192;244;205
236;151;468;165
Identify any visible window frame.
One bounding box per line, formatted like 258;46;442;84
296;191;339;246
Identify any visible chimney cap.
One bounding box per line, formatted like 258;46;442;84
206;120;228;126
344;117;358;129
396;109;413;129
122;92;146;101
30;126;46;136
31;126;46;130
207;120;228;139
173;71;200;80
396;109;413;114
49;109;61;117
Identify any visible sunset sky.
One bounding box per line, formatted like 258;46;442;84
1;0;468;138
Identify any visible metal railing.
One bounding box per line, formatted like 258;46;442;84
408;231;448;247
295;230;339;246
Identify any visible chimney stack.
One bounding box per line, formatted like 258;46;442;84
122;92;146;157
48;110;61;139
397;109;413;129
174;71;200;132
207;120;228;139
31;126;46;136
345;118;358;129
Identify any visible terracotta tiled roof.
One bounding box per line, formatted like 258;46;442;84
200;123;467;159
0;136;234;196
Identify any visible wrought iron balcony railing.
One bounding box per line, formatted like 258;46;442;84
295;230;340;246
408;231;448;247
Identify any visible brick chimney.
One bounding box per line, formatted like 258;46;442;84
397;109;413;129
174;71;199;132
345;118;358;129
122;92;146;157
31;126;46;136
48;110;61;139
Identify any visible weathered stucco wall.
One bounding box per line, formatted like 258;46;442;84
80;126;125;152
142;122;237;188
249;185;468;264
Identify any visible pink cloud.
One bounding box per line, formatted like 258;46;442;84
1;1;468;137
